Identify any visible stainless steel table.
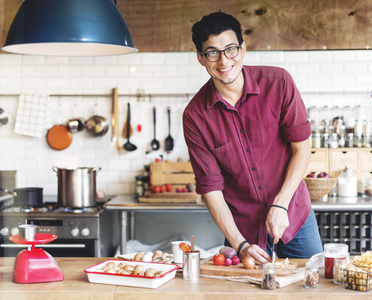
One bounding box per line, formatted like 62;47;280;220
104;194;208;253
105;194;372;254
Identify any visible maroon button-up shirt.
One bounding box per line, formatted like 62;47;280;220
183;65;312;249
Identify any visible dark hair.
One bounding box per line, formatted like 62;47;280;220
192;12;243;53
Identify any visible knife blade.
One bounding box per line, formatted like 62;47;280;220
272;241;276;264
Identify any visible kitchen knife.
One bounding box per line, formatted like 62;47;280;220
272;241;276;264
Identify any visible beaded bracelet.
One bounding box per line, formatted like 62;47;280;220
270;204;288;212
237;241;249;258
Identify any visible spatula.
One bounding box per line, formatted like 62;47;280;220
165;107;174;152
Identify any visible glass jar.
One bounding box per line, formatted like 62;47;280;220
329;133;338;148
333;257;348;284
337;166;358;197
261;263;276;290
135;176;144;197
345;133;354;147
354;134;363;148
359;178;372;196
362;134;371;148
305;261;320;288
312;133;321;148
322;133;329;148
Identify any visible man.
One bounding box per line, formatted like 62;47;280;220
183;12;323;264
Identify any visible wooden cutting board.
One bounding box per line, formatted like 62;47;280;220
138;191;200;203
200;260;298;279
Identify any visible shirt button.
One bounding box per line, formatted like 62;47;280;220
258;186;262;190
246;148;250;152
240;129;244;133
252;167;256;171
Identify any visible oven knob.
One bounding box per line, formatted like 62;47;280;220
0;227;9;237
71;228;80;237
10;227;19;236
81;228;90;237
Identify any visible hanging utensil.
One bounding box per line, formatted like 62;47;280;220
151;106;160;150
0;108;8;125
85;102;109;137
111;87;120;149
67;103;84;133
165;106;174;152
123;103;137;151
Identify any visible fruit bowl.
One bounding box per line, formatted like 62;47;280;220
304;177;338;201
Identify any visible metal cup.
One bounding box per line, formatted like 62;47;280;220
19;224;37;241
183;251;200;280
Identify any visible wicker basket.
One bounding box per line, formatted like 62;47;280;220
304;177;338;201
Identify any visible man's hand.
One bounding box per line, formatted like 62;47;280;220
265;206;289;244
240;243;272;265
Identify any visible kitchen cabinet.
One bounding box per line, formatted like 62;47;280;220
307;148;372;180
307;149;329;175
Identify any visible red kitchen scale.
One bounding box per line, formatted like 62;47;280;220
9;233;64;283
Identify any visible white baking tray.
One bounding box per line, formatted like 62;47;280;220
84;259;179;289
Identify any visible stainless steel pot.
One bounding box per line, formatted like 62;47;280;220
52;166;101;208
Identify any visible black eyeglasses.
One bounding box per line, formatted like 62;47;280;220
200;46;240;62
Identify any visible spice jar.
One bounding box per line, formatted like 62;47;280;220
305;261;320;288
135;176;144;197
333;257;347;284
329;133;338;148
261;263;276;290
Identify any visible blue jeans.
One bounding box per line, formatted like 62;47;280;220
267;209;323;258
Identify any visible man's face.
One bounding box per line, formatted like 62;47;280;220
197;30;246;86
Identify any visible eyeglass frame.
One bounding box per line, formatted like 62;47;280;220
199;45;241;62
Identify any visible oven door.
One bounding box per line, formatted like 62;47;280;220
0;238;98;257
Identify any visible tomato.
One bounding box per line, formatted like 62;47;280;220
151;186;160;193
166;184;173;192
160;185;166;193
213;254;225;266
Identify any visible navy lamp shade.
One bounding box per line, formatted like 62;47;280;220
2;0;138;56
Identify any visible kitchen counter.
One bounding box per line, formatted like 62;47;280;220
105;194;372;253
0;257;370;299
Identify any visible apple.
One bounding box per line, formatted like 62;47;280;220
306;172;316;178
182;188;189;193
176;187;182;193
317;172;329;178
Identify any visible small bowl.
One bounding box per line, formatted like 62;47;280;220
304;177;338;201
19;224;37;241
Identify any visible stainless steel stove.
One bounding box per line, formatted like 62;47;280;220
0;196;118;257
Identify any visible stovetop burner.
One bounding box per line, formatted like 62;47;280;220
52;206;99;214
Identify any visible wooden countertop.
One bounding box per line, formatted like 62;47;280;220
0;257;371;299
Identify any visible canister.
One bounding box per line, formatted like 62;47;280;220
337;166;357;197
19;224;37;241
183;251;200;280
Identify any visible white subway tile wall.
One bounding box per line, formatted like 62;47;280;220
0;50;371;196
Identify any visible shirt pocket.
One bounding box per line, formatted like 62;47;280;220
210;141;242;175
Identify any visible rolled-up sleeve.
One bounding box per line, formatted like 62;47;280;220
183;107;224;195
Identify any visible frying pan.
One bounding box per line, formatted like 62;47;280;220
47;124;73;150
0;187;43;207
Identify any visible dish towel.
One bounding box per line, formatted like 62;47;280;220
14;94;49;138
201;267;305;288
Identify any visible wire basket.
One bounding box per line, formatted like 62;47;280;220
304;177;338;201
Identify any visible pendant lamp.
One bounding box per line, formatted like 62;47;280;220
2;0;138;56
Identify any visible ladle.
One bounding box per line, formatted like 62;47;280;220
123;103;137;151
151;106;160;150
165;107;174;152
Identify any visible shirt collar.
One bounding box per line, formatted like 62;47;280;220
206;66;261;109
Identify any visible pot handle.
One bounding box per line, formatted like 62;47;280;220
89;167;102;173
52;166;59;173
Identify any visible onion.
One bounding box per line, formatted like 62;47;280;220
242;256;255;269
